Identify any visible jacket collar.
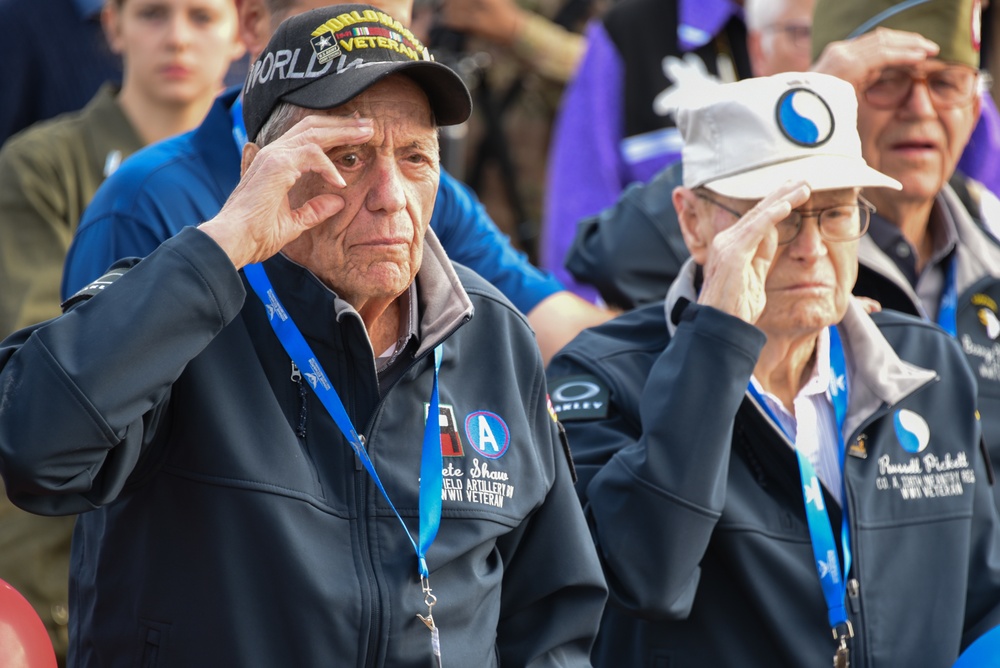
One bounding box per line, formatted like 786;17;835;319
410;226;475;357
938;184;1000;290
858;182;1000;312
835;299;936;436
664;258;936;435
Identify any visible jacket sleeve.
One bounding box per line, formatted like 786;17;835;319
549;302;765;619
0;130;75;336
495;356;607;667
0;227;246;515
565;161;690;311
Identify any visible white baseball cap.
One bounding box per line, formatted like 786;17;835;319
676;72;901;199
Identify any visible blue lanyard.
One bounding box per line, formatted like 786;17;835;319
230;95;248;150
243;262;443;579
938;256;958;336
747;326;852;632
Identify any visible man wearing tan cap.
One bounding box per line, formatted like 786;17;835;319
548;71;1000;667
811;0;1000;509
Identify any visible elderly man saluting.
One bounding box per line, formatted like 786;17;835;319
548;71;1000;667
0;5;607;666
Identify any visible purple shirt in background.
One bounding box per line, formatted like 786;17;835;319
542;0;741;302
959;93;1000;198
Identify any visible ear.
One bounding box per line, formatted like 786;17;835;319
101;2;125;56
673;186;710;265
241;142;261;177
237;0;271;60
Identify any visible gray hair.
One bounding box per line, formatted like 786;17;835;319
744;0;795;31
254;101;309;146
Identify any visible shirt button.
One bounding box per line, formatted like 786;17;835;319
895;242;911;258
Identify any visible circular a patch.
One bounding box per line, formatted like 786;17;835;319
775;88;835;147
894;409;930;454
465;411;510;459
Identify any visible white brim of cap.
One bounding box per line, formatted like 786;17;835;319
700;154;902;200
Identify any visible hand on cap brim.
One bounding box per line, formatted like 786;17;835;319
811;27;939;93
697;180;811;325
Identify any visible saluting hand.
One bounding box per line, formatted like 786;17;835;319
811;27;939;94
198;114;375;269
697;181;811;325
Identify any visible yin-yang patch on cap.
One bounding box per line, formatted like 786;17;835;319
775;88;835;147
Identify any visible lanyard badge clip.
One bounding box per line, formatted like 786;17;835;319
417;574;442;667
832;621;854;668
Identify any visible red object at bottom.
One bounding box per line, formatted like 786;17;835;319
0;579;57;668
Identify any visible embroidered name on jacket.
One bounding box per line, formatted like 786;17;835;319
437;408;517;510
872;410;976;500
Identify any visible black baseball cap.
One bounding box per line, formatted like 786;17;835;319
242;4;473;142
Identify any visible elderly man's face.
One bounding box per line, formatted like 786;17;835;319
856;59;980;209
700;188;860;337
748;0;814;77
281;75;440;309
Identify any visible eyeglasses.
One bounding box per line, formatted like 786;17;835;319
761;22;811;49
695;192;876;245
864;65;981;110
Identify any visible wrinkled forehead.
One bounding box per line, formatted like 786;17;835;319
297;77;437;155
324;76;436;135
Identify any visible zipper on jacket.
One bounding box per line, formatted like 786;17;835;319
847;578;860;614
356;434;365;471
290;362;308;438
353;451;384;667
352;314;470;666
843;464;866;666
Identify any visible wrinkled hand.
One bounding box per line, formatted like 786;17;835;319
199;115;374;269
698;181;811;325
811;27;939;93
439;0;525;45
